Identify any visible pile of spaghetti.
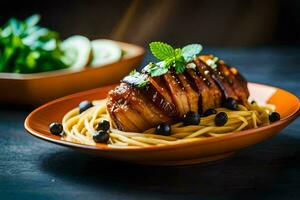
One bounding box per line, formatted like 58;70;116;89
61;99;274;148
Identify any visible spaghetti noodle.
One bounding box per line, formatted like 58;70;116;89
61;99;273;148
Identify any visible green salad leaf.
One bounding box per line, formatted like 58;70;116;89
0;14;69;73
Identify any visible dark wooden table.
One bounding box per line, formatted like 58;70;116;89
1;47;299;200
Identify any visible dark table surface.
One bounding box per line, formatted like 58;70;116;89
1;47;300;200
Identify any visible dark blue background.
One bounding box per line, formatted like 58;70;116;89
1;48;299;200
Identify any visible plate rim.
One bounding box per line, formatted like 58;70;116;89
24;82;300;152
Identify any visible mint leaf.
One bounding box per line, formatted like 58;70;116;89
175;48;182;58
182;44;202;62
149;41;175;61
174;61;185;74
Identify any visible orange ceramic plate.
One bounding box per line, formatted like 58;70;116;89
24;83;300;165
0;40;144;106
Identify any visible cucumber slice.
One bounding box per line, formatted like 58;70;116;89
61;35;91;69
90;39;122;67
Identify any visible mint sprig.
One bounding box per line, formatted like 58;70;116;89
125;42;203;89
148;41;202;77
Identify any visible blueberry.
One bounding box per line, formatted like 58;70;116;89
223;97;238;110
93;130;109;143
203;108;217;117
49;122;63;136
214;112;228;126
155;123;171;136
269;112;280;123
79;100;93;113
183;111;200;125
97;120;110;131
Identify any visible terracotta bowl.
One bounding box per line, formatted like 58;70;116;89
0;40;144;106
24;83;300;165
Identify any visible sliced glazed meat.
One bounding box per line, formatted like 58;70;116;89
107;55;250;132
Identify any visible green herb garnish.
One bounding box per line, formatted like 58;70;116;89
148;41;202;77
123;70;149;88
125;41;203;88
0;14;68;73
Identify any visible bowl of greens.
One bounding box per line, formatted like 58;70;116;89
0;15;144;106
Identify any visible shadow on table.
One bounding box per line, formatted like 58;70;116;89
39;133;300;199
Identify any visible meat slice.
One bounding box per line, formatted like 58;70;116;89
217;60;249;103
114;106;140;132
163;71;190;116
146;77;179;117
123;73;178;118
194;58;222;108
107;83;143;131
122;106;150;131
128;87;170;126
107;83;170;131
109;105;141;132
228;65;249;102
176;73;199;112
148;76;173;103
185;68;214;112
199;55;239;100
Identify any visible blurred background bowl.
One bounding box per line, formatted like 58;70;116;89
0;41;144;106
